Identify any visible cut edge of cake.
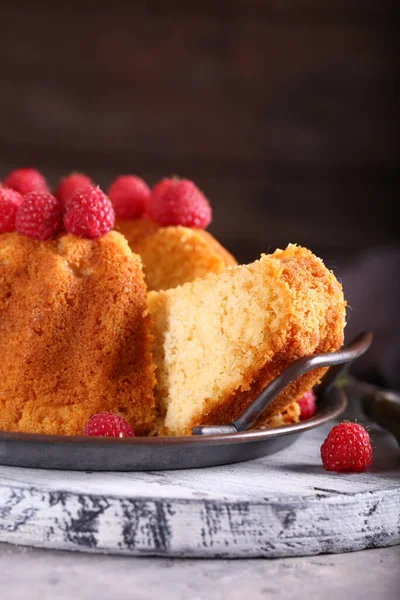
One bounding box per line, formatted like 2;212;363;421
148;244;346;436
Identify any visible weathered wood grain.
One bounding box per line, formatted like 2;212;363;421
0;425;398;558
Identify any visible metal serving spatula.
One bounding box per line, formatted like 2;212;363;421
193;331;400;446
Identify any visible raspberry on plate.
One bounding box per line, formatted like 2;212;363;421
151;179;212;228
3;168;49;195
320;421;373;473
83;412;135;438
108;175;150;219
297;389;317;421
64;185;115;239
0;187;23;233
55;172;93;209
15;192;62;240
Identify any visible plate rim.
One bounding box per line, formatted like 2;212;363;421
0;388;347;448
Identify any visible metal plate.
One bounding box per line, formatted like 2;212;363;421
0;388;346;471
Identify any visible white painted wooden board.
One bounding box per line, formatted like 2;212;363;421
0;424;399;558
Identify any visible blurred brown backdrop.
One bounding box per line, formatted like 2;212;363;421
0;0;398;264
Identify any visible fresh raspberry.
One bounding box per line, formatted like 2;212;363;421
55;173;93;209
108;175;150;219
3;168;49;195
15;192;62;240
151;179;212;228
147;177;176;220
0;187;23;233
64;185;115;239
321;421;373;473
83;412;134;438
297;389;317;421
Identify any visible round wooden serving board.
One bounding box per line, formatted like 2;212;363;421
0;424;399;558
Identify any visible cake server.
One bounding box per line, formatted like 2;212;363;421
193;332;373;435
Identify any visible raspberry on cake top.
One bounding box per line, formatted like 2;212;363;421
114;177;236;291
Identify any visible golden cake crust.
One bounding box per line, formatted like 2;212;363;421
0;231;156;436
199;245;346;430
116;218;237;291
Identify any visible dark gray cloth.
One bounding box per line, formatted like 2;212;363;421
338;246;400;390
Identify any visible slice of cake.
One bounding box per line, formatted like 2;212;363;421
116;218;237;291
148;244;346;436
0;231;156;436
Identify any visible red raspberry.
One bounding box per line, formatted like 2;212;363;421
83;412;134;438
15;192;62;240
297;389;317;421
0;187;23;233
64;185;115;239
151;179;212;228
147;177;176;220
108;175;150;219
55;173;93;209
321;421;373;473
3;168;49;195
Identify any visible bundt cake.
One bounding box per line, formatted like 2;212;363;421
116;218;237;291
148;244;346;436
0;231;156;436
0;169;347;439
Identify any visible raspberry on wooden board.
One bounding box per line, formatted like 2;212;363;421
321;422;373;473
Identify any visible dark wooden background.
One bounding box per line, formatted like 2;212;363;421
0;0;398;264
